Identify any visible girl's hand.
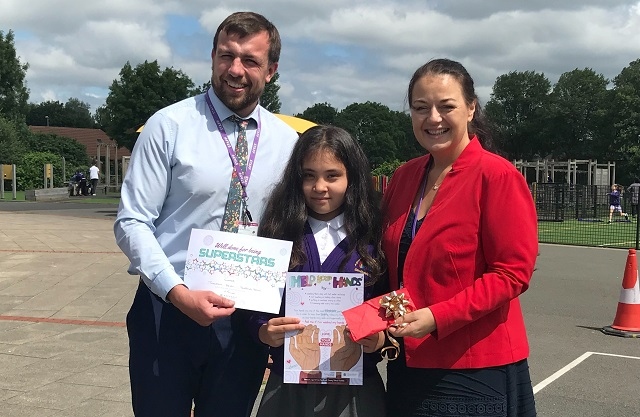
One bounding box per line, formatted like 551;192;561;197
356;330;385;353
259;316;306;347
388;307;436;339
330;325;360;371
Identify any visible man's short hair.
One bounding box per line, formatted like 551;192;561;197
213;12;281;65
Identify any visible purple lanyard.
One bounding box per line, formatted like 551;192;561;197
205;93;261;200
411;173;428;239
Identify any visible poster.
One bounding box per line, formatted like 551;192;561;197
283;272;364;385
183;229;292;314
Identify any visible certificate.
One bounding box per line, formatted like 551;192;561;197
283;272;364;386
183;229;292;314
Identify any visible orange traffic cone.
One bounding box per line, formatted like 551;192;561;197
602;248;640;337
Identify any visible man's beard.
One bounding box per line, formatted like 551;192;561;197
212;77;261;114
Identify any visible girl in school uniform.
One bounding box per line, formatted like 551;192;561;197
252;125;388;417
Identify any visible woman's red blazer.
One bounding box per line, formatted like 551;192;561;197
382;137;538;369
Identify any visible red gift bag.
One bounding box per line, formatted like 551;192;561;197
342;289;414;342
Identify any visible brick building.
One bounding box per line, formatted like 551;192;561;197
28;126;131;186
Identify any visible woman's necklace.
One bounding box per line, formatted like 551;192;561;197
412;161;451;238
430;167;451;192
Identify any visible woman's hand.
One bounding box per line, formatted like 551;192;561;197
387;307;436;339
258;316;306;347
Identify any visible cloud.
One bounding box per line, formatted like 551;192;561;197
2;1;640;116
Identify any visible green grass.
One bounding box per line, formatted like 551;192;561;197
1;188;636;248
538;217;638;248
0;190;25;201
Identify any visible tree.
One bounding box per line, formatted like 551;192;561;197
611;59;640;183
0;30;29;122
485;71;552;160
27;98;96;128
296;101;418;168
25;132;90;171
16;151;63;190
371;159;403;177
334;102;403;168
297;102;338;125
392;110;423;162
260;72;281;113
546;68;610;160
64;98;95;128
0;115;26;165
97;60;196;150
26;100;65;127
195;81;211;95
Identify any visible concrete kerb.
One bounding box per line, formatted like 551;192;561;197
25;188;70;202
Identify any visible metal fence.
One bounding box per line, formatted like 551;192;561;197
533;183;640;250
372;175;389;194
375;176;639;249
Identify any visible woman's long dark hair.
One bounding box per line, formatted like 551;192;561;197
259;125;384;284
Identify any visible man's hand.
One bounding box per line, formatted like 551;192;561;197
167;284;235;326
330;325;361;371
289;324;320;370
259;317;306;347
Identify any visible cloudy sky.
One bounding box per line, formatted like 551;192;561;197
2;0;640;118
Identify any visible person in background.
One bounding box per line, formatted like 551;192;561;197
382;58;538;416
254;125;388;417
114;11;298;417
69;170;84;196
626;178;640;217
89;160;99;195
608;184;629;223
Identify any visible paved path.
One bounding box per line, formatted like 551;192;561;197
0;204;133;417
0;200;638;416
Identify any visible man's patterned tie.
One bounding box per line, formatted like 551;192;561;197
221;116;249;233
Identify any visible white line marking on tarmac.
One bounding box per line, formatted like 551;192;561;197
597;241;636;247
533;352;592;394
533;351;640;394
591;351;640;360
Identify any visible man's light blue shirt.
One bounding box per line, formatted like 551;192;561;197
114;89;298;300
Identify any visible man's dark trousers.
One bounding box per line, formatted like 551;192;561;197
126;282;269;416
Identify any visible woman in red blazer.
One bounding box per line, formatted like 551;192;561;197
382;58;538;416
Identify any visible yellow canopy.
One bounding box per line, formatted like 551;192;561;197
135;114;316;134
274;114;316;134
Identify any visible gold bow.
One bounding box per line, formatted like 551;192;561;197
379;291;411;361
380;291;411;319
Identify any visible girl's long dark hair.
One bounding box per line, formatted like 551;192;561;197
259;125;385;284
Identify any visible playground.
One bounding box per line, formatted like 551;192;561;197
0;205;638;416
538;217;637;249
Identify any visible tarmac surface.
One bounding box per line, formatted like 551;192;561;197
0;199;639;416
